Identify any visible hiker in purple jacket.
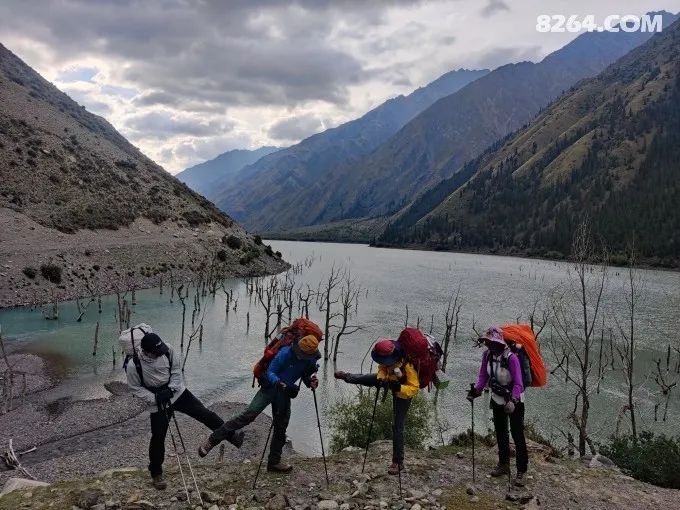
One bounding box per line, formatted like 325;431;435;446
467;326;528;487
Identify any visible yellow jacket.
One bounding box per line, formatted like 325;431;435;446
377;360;419;399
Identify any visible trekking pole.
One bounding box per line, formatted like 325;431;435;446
253;421;274;489
161;404;191;504
398;463;403;499
166;406;204;507
362;386;381;473
312;388;330;486
469;383;476;484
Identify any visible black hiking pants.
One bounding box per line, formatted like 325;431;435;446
491;400;528;473
392;394;411;465
209;387;292;466
149;389;224;477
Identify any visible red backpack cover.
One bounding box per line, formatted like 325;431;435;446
500;324;547;387
397;327;442;389
252;318;323;380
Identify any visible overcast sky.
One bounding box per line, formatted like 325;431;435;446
1;0;679;173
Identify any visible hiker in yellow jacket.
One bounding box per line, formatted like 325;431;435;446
335;339;418;474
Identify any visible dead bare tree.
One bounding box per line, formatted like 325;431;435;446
442;285;463;370
548;220;608;456
257;277;280;341
653;356;677;422
331;272;363;362
612;243;645;440
298;285;314;319
319;266;345;360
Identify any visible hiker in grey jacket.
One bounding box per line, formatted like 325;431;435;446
125;333;242;490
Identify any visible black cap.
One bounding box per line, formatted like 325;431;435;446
140;333;169;355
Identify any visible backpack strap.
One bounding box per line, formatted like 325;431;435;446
127;327;172;392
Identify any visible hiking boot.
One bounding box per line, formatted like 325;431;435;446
489;463;510;477
387;463;403;475
198;437;215;458
151;474;167;490
267;462;293;473
229;430;245;449
514;471;527;487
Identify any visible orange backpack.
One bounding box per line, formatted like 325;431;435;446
252;318;323;383
500;324;547;388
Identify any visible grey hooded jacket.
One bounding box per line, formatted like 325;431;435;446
125;344;186;413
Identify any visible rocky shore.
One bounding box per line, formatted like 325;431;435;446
0;209;289;309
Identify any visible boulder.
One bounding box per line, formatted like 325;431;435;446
318;501;339;510
0;478;50;496
266;493;289;510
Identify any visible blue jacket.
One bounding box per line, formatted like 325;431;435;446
263;346;319;388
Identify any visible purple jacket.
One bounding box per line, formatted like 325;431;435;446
474;349;524;401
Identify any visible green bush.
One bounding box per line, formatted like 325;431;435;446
600;431;680;489
329;390;432;453
22;266;37;279
265;245;274;256
216;249;228;262
254;235;263;245
225;235;242;250
40;263;62;284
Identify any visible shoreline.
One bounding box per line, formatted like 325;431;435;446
0;351;280;485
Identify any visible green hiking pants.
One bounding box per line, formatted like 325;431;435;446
209;387;291;465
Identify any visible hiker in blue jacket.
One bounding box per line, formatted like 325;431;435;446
198;335;320;473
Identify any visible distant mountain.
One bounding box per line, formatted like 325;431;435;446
209;68;490;224
176;146;278;198
236;11;677;233
303;11;679;229
0;43;286;308
379;17;680;266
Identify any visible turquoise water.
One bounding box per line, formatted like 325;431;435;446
1;241;678;454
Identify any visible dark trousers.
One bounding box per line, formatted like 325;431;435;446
149;389;224;477
392;395;411;465
209;387;291;466
491;400;528;473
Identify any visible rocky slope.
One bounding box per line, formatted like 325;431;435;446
209;69;489;229
378;17;680;265
0;43;287;308
1;438;678;510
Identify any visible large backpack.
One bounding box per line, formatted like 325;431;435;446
119;324;172;391
252;318;323;385
397;327;445;390
500;324;547;388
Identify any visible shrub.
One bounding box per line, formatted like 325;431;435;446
254;235;263;245
225;235;242;250
40;263;62;284
264;245;274;256
600;432;680;489
22;266;37;279
329;391;432;453
182;210;210;226
275;251;282;258
144;208;169;225
216;249;228;262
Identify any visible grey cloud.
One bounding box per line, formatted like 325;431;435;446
125;111;234;139
268;114;324;142
0;0;395;111
480;0;509;18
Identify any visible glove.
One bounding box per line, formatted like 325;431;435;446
388;380;401;393
504;400;516;415
466;387;481;402
334;371;347;381
285;385;300;399
310;375;319;390
156;388;175;404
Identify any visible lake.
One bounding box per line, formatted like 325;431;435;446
1;241;679;455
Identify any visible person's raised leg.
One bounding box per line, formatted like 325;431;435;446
200;388;273;456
